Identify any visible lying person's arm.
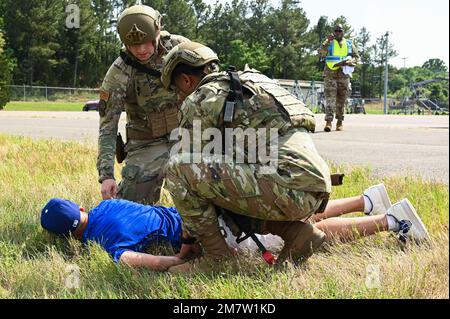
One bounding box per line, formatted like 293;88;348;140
119;251;185;272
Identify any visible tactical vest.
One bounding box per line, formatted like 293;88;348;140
124;71;180;141
123;32;183;141
200;70;316;134
326;39;353;71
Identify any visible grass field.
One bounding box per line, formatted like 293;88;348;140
3;101;84;112
0;134;448;299
364;105;385;115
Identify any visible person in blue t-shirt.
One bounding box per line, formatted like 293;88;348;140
41;182;431;272
41;198;189;271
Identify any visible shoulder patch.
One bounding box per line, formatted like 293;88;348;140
100;90;110;101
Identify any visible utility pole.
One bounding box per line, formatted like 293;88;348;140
383;32;389;115
401;57;410;109
402;57;408;69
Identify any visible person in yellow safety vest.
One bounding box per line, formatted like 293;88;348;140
318;24;360;132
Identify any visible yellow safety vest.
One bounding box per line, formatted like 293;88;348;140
326;39;352;71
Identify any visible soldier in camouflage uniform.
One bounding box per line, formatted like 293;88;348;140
97;5;189;204
160;42;332;266
319;24;360;132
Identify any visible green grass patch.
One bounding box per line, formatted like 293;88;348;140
0;134;448;299
3;101;85;112
365;108;385;115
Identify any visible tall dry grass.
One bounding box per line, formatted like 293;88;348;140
0;134;448;298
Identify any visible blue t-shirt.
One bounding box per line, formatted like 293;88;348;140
82;200;182;262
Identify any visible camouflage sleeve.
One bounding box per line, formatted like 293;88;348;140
169;34;191;46
160;31;191;51
350;41;360;65
97;58;129;183
180;85;225;131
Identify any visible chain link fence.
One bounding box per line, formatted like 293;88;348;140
7;85;99;102
8;82;324;108
364;98;449;115
277;79;325;111
9;84;445;115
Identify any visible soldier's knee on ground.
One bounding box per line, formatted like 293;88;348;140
264;221;326;264
196;222;232;260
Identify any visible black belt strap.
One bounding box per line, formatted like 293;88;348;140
218;207;276;265
120;51;161;78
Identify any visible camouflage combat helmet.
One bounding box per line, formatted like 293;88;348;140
161;42;219;89
117;5;162;46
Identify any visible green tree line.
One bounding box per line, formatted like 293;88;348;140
0;0;448;109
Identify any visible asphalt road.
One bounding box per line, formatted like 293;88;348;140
0;111;448;183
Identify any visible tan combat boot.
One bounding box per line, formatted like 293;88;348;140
324;121;332;132
264;221;326;264
336;120;344;131
199;223;233;259
169;223;233;274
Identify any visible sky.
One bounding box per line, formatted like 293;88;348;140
203;0;450;68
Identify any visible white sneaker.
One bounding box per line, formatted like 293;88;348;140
363;184;392;215
387;199;431;243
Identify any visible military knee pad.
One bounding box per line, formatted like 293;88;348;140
289;224;326;263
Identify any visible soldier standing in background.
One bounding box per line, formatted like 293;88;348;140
97;4;189;204
319;24;359;132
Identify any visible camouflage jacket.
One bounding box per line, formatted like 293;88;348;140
176;69;331;193
318;37;360;77
97;31;190;183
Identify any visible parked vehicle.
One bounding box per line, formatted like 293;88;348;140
346;85;366;114
82;100;100;112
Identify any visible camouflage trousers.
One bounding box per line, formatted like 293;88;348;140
117;141;169;204
164;154;329;238
324;73;350;122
